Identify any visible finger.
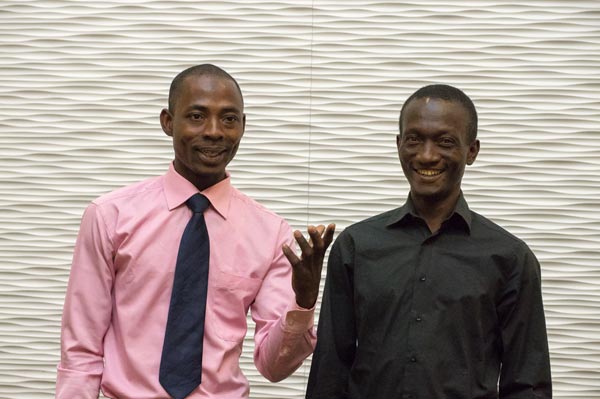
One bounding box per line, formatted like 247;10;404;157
322;223;336;249
309;223;333;253
293;230;313;258
307;225;325;249
306;225;325;246
307;225;315;246
282;243;301;268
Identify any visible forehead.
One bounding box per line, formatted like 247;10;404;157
403;97;469;132
176;74;243;110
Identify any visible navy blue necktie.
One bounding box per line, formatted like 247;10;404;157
160;193;210;399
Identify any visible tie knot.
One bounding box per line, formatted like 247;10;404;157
186;193;210;213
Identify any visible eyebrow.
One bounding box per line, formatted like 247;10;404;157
220;106;243;114
403;129;455;138
185;104;242;114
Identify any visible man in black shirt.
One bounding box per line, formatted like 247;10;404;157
306;84;552;398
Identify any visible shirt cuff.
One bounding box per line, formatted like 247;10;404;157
283;303;315;333
56;365;102;399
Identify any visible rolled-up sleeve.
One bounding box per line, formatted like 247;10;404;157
251;220;317;383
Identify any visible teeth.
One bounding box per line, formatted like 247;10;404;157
417;169;441;176
200;148;225;155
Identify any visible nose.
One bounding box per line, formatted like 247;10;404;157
416;140;441;163
203;117;224;140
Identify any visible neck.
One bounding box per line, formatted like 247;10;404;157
173;161;226;192
410;191;460;233
189;175;224;192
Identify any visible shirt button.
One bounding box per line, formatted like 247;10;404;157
419;275;426;282
410;356;417;363
416;315;422;322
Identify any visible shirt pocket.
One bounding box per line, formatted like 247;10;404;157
209;267;262;342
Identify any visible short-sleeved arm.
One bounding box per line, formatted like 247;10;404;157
251;220;317;382
497;244;552;398
306;231;356;399
56;203;115;399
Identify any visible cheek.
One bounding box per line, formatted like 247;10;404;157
174;130;194;145
399;149;413;164
227;134;243;152
449;162;467;179
173;137;193;158
399;157;412;175
228;129;243;142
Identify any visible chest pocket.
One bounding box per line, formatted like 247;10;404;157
208;267;262;342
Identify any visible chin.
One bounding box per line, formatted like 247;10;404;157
411;187;447;201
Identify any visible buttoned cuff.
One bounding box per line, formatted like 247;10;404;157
283;303;315;333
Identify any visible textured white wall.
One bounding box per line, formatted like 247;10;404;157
1;1;599;398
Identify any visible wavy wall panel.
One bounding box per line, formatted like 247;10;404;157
0;1;599;397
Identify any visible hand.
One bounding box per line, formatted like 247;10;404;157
282;223;336;309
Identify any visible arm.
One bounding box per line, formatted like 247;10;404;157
305;231;356;399
252;221;335;382
497;244;552;398
56;203;114;399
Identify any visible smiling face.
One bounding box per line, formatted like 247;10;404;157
397;97;479;206
160;74;245;190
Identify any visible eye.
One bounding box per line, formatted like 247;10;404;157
404;135;420;145
439;137;456;147
189;112;204;121
223;115;239;124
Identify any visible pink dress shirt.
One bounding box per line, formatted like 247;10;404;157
56;163;316;399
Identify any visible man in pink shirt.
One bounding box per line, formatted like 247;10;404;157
56;64;335;399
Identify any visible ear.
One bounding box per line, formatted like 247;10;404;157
396;133;402;150
467;139;480;165
160;108;173;137
242;113;246;135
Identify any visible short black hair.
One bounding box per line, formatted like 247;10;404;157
168;64;243;112
399;84;478;142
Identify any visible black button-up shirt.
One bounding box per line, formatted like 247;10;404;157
306;194;551;399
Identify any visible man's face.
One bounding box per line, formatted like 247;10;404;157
397;97;479;203
160;74;245;189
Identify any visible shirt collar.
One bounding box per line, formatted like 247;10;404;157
163;162;232;219
386;191;472;233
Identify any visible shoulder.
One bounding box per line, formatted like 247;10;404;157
87;175;165;225
471;211;531;256
228;185;287;226
470;213;545;293
334;208;398;247
344;208;398;235
92;175;164;208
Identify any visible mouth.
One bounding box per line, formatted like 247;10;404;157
199;147;226;155
194;146;228;163
416;168;443;177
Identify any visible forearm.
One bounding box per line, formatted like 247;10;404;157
305;292;355;399
57;296;107;398
498;346;552;398
56;365;102;399
305;234;356;399
254;305;316;382
498;246;552;398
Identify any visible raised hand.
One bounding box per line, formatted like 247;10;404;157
282;224;336;309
